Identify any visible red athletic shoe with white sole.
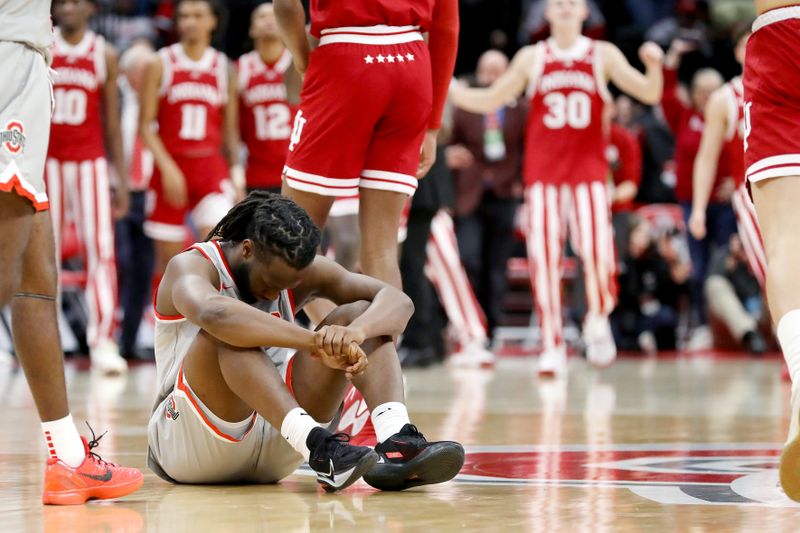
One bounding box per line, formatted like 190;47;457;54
42;431;143;505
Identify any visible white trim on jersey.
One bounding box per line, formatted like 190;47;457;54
216;52;229;105
525;42;547;98
592;42;612;104
746;153;800;182
143;220;188;242
93;34;107;85
283;165;361;196
158;48;173;97
752;5;800;32
53;27;93;57
319;26;423;46
237;53;252;91
731;183;766;289
546;36;592;62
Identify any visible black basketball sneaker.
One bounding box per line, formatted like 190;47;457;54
308;430;378;492
363;424;465;491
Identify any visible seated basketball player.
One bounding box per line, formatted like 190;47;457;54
147;192;465;491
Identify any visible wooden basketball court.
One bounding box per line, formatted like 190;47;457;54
1;353;797;531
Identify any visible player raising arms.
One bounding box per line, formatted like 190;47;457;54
147;192;464;491
273;0;459;288
743;0;800;501
238;2;300;194
451;0;663;375
139;0;241;283
0;0;142;504
47;0;130;374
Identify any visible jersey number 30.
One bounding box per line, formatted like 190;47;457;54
543;92;591;130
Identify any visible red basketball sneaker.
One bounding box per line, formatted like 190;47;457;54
42;430;143;505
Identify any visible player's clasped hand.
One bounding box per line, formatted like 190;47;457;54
312;326;368;379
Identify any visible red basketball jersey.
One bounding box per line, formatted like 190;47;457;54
237;49;295;189
524;37;610;186
721;76;745;183
49;28;107;161
309;0;434;37
157;43;228;158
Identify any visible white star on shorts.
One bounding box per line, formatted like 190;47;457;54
387;54;395;63
396;54;405;62
406;53;415;61
365;55;374;64
377;54;385;63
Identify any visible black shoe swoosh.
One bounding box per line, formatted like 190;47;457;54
80;465;112;482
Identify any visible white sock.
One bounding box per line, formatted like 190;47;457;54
280;408;318;462
778;310;800;399
371;402;410;443
41;414;85;468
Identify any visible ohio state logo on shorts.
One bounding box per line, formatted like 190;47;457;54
1;121;26;155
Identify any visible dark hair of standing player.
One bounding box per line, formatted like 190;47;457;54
205;191;321;270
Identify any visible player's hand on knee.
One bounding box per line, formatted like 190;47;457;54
344;343;368;380
316;325;366;359
162;160;188;208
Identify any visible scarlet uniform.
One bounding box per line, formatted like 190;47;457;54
145;44;232;242
45;28;117;350
237;49;294;190
283;0;456;198
522;37;618;351
744;7;800;184
722;77;766;288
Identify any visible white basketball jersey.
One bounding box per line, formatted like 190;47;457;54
153;241;296;406
0;0;54;57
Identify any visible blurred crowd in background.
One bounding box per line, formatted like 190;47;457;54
0;0;769;370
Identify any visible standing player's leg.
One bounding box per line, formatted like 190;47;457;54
0;40;141;504
525;183;568;376
426;209;492;365
12;209;143;504
78;158;125;373
568;181;618;367
358;189;408;289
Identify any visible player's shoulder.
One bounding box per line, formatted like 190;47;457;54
166;246;221;283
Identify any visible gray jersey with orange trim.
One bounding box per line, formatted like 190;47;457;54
151;240;296;412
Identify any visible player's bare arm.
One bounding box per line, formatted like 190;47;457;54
273;0;311;75
162;251;321;352
139;55;187;207
688;87;729;240
294;256;415;348
449;45;537;114
223;62;244;199
102;43;130;219
601;41;663;105
417;0;460;178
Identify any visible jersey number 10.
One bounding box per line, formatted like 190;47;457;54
52;88;88;126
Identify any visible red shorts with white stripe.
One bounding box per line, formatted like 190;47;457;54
145;154;233;242
744;8;800;183
283;26;431;197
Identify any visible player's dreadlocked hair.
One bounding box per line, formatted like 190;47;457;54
205;191;321;269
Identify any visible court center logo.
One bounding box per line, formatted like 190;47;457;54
456;444;798;507
1;121;26;155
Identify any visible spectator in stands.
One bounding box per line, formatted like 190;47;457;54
705;234;767;354
117;38;156;361
662;37;730;345
606;101;643;257
447;50;526;342
612;216;691;352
